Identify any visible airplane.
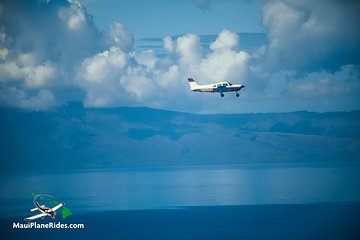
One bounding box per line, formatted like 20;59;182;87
187;78;245;97
24;202;64;221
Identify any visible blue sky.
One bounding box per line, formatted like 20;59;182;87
82;0;264;38
0;0;359;113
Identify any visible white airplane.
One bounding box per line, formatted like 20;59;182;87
24;202;64;221
188;78;245;97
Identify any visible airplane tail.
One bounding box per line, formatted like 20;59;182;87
188;78;199;90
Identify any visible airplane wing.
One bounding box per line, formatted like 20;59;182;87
30;205;45;212
51;202;64;212
24;212;47;221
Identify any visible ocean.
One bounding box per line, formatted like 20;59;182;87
1;204;360;239
1;163;360;239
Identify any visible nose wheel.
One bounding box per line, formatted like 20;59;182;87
220;93;224;97
236;92;239;97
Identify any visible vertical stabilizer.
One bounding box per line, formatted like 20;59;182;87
188;78;199;90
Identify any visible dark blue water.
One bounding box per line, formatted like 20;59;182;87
1;164;360;216
1;204;360;240
1;164;360;239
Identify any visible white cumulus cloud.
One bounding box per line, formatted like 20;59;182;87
210;29;239;51
106;22;134;52
0;52;57;88
163;36;175;53
0;0;359;113
261;0;360;72
58;1;86;30
77;46;128;107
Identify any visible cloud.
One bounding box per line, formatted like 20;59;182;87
0;0;99;110
198;29;248;84
0;0;359;113
0;48;8;60
210;29;239;51
58;0;86;30
176;34;203;72
163;36;175;53
0;87;56;110
74;25;252;111
287;64;360;99
227;0;360;113
105;22;134;52
77;46;128;107
0;52;58;88
135;50;158;69
261;0;360;72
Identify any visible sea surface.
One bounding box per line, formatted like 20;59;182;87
1;203;360;240
1;163;360;239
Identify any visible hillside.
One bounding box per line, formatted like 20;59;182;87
1;103;359;171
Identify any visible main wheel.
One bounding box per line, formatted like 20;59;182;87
236;93;239;97
221;93;224;97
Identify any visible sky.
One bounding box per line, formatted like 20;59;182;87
81;0;264;38
0;0;360;113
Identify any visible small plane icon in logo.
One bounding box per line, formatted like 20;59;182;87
24;194;65;222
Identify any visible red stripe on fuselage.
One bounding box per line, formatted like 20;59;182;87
198;88;216;92
194;86;243;93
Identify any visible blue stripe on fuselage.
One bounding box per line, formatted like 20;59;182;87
216;86;240;92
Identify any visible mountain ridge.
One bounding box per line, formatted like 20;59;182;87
1;104;359;171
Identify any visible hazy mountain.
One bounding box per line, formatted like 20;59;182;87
1;103;359;171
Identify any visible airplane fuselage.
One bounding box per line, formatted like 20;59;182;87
25;202;64;221
35;202;56;218
188;78;245;97
191;82;244;93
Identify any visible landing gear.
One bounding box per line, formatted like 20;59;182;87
220;93;224;97
236;92;239;97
